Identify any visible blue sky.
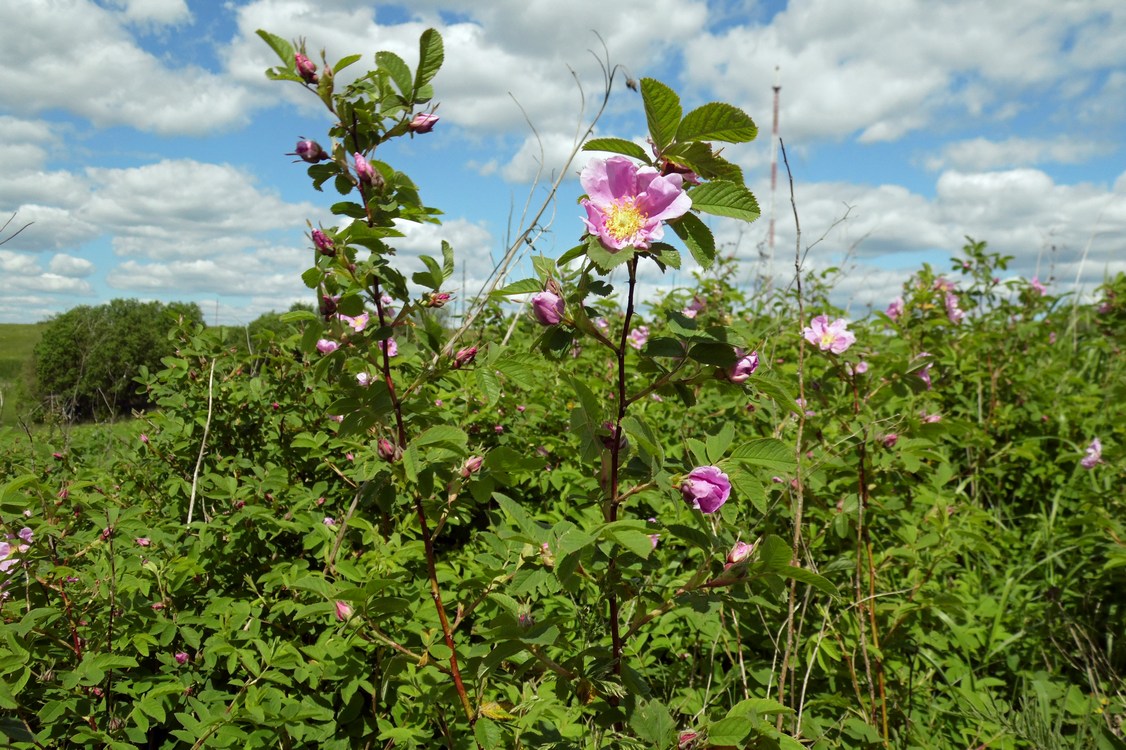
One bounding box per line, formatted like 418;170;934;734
1;0;1124;324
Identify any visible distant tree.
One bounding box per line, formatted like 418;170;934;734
33;299;204;421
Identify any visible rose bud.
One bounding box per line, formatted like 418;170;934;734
290;139;329;163
408;112;440;133
334;601;353;621
452;346;478;369
727;349;759;384
460;455;484;477
353;152;382;189
425;291;452;308
377;438;399;462
725;540;757;568
531;290;565;326
311;229;334;255
295;53;318;84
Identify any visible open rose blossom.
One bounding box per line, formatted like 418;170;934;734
680;466;731;514
802;315;856;354
580;156;692;251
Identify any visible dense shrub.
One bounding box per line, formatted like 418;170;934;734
32;299;203;421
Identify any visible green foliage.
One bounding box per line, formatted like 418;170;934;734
2;27;1124;750
0;322;47;426
31;299;204;422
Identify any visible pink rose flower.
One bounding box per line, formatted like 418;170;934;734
945;293;965;324
316;338;339;355
886;297;904;321
453;346;477;369
1031;276;1047;295
803;315;856;354
725;540;756;567
680;466;731;514
579;156;692;251
340;312;369;332
628;325;649;350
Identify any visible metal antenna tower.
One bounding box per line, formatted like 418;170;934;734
767;66;781;289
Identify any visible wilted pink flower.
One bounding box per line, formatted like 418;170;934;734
356;372;372;387
408;112;439;133
516;405;526;413
579;156;692;251
328;414;343;423
151;602;165;611
312;229;335;254
18;528;31;544
886;297;904;321
945;293;965;324
680;466;731;514
847;360;869;376
1048;331;1056;345
334;600;353;621
531;290;565;326
494;425;504;434
353;152;378;187
628;325;649;350
803;315;856;354
1031;276;1047;296
678;731;699;748
316;339;339;355
600;421;628;452
594;317;609;331
174;652;189;665
1081;438;1102;469
136;537;151;547
933;277;956;293
323;517;336;527
648;533;660;549
425;291;452;308
727;349;759;384
295;53;318;84
320;294;339;319
682;297;705;319
380;338;398;357
725;540;756;567
139;433;149;444
882;433;899;448
290;139;328;163
453;346;478;368
921;412;942;423
460;455;484;477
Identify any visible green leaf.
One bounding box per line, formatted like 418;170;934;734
729;438;796;472
630;699;677;748
333;53;362;74
647;242;682;270
586;234;637;273
663;141;744;182
556;243;587;266
708;716;752;746
474;717;504;748
688;180;760;223
412;425;468;452
582;137;649;161
441;240;454;280
256;30;294;67
376;50;412;98
414;28;444;93
640;78;682;151
758;534;792;569
493;278;542;296
670;213;716;268
602;521;655;559
779;565;838;597
677;102;758;143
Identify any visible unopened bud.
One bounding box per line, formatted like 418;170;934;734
295;53;318;84
452;346;478;369
460;455;484;477
408;112;440;133
311;229;334;255
290;139;329;163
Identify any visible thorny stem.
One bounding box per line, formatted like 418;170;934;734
414;496;476;725
605;257;639;693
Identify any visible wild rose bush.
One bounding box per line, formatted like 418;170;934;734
0;29;1123;750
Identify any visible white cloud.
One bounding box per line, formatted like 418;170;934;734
0;0;256;135
48;254;96;278
682;0;1126;143
112;0;191;26
79;159;320;259
926;136;1112;172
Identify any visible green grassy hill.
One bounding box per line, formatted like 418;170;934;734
0;322;47;425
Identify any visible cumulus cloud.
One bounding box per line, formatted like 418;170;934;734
48;254;96;278
0;0;256;135
926;136;1113;172
112;0;191;26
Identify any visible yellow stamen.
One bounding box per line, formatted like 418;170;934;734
604;198;645;242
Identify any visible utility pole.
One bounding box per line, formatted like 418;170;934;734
767;66;781;290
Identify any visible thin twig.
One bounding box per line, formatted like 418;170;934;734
186;358;217;527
